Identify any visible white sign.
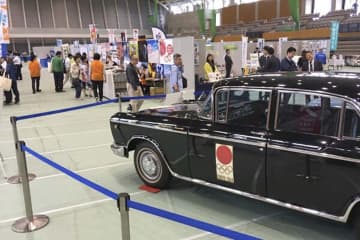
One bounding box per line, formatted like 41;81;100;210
215;144;234;183
241;36;248;68
133;29;139;41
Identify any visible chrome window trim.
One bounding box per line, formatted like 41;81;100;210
213;86;272;130
338;101;346;139
267;143;360;164
125;136;359;223
342;102;360;141
274;90;346;138
214;88;229;123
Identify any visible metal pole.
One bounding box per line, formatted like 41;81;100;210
0;151;7;179
12;141;49;233
117;193;130;240
118;94;122;112
8;117;36;184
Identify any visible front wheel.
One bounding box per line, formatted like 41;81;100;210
134;142;171;188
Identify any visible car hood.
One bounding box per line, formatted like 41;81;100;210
137;103;202;119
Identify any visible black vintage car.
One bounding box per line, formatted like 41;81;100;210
110;72;360;234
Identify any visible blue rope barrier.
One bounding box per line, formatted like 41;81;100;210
15;98;118;121
22;144;118;200
15;94;168;121
127;200;261;240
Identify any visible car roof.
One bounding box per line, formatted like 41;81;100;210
213;72;360;102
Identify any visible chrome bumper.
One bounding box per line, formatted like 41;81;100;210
111;144;127;157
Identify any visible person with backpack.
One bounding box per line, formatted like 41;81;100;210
51;51;65;92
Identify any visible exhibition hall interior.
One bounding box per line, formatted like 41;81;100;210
2;0;360;239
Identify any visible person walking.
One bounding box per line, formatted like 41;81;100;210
70;55;82;100
13;52;22;80
280;47;298;72
28;55;42;94
3;58;20;104
90;53;105;102
126;54;144;112
80;55;92;97
224;49;233;78
169;53;183;93
63;54;73;88
51;51;65;92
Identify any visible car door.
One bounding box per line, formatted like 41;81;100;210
188;87;271;195
267;90;360;216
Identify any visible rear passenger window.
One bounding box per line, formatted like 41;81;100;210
276;92;343;137
344;104;360;138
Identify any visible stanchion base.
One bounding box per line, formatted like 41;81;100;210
12;215;49;233
7;173;36;184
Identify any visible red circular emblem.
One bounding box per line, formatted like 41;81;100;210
216;146;232;165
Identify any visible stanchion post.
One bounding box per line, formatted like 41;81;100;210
118;94;122;112
8;117;36;184
117;193;130;240
12;141;49;233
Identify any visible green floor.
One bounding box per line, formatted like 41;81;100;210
0;68;359;240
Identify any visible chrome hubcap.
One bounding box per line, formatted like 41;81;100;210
139;149;161;181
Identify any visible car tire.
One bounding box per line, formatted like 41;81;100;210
351;207;360;239
134;141;171;189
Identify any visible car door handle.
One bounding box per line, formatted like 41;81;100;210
250;131;266;137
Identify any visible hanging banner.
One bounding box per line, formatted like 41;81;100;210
107;29;115;44
278;37;288;58
0;0;9;44
152;27;166;41
89;24;97;44
330;21;340;51
133;29;139;41
241;36;248;68
147;39;160;63
289;0;300;30
159;39;174;65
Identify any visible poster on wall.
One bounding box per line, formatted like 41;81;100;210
159;39;174;65
138;40;148;63
152;27;166;41
241;36;248;68
116;42;129;67
89;24;97;44
0;0;9;44
194;42;200;65
61;44;70;58
147;39;160;64
129;41;138;58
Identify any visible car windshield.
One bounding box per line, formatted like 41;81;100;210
199;91;212;119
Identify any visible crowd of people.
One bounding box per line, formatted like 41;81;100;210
202;46;325;80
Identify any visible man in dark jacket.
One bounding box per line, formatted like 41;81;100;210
126;54;143;112
301;51;323;72
224;49;233;78
258;46;280;72
4;58;20;104
280;47;298;71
